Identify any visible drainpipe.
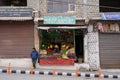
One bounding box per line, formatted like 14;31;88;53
83;0;90;25
83;0;87;19
33;10;40;52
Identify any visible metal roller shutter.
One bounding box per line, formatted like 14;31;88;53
99;33;120;68
0;21;34;58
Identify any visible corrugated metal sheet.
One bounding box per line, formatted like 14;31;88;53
99;33;120;68
0;21;34;58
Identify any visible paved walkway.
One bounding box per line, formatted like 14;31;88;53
0;66;120;79
0;74;117;80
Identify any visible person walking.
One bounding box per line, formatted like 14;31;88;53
30;48;39;69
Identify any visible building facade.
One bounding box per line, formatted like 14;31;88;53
0;0;35;67
29;0;100;70
0;0;119;70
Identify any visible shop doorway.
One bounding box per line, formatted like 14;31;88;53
75;29;84;63
39;29;76;65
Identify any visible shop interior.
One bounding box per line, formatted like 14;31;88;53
39;28;85;65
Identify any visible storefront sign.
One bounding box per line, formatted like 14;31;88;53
0;11;32;17
97;22;120;32
101;13;120;20
44;16;76;24
0;8;33;17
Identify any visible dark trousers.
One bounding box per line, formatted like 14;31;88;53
32;59;37;68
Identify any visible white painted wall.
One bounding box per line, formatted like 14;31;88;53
84;34;88;63
0;58;32;68
27;0;40;10
87;24;100;70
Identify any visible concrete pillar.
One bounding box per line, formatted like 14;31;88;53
87;24;100;70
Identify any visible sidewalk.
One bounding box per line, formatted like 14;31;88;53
0;65;120;74
0;66;120;79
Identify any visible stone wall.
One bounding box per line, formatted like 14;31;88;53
87;24;100;70
27;0;100;19
27;0;40;10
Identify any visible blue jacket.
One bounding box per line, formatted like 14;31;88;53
31;51;38;60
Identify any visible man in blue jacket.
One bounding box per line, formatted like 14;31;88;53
31;48;39;69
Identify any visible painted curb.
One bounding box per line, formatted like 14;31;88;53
0;69;120;79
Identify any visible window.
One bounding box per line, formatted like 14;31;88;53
100;0;120;12
0;0;27;6
47;0;76;13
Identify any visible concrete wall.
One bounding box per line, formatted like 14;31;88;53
0;59;32;68
36;0;100;19
27;0;40;10
86;0;100;18
87;24;100;70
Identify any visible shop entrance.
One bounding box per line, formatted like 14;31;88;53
39;28;87;65
39;29;76;65
75;29;84;63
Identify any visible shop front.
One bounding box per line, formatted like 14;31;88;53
0;8;34;58
0;21;34;58
37;16;87;65
97;13;120;68
98;21;120;68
